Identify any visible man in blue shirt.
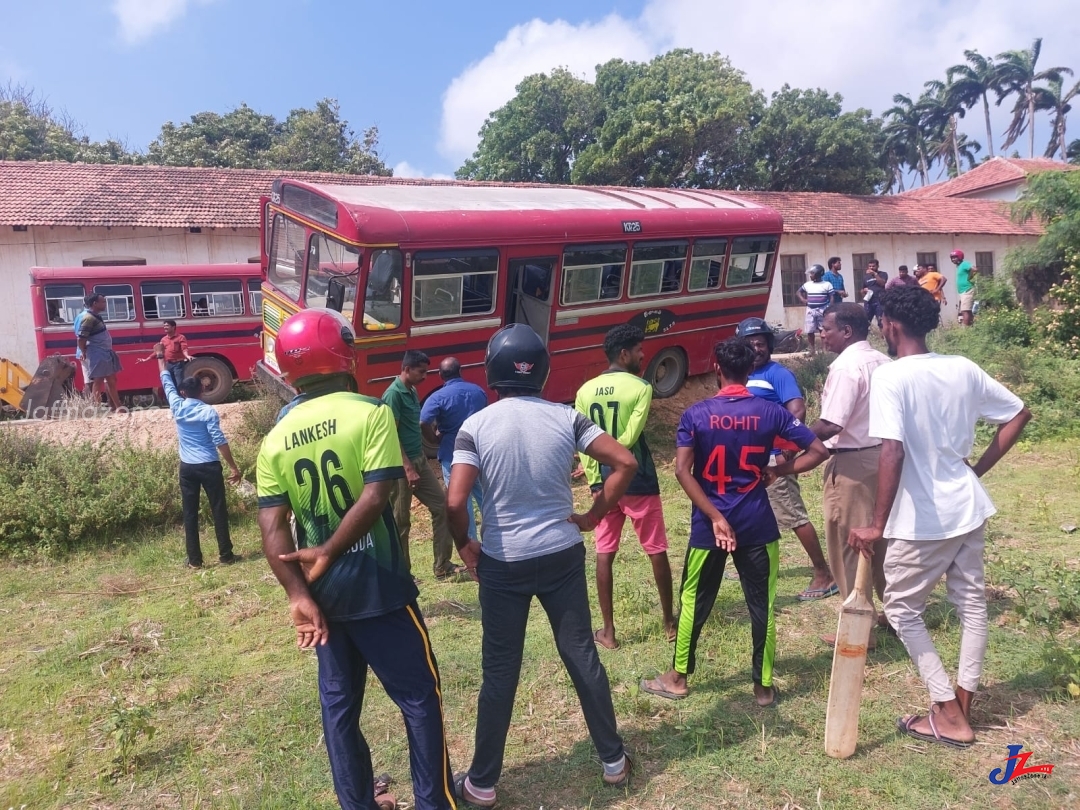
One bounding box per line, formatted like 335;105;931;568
420;357;488;543
640;338;828;705
822;257;848;306
736;318;837;601
157;352;242;568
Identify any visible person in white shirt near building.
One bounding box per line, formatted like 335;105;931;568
798;265;835;356
809;303;891;649
849;286;1031;749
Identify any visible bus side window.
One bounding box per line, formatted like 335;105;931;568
44;284;85;323
561;245;627;305
141;281;185;320
363;249;403;331
726;236;778;287
628;242;687;298
190;280;244;317
688;239;728;291
93;284;136;321
247;279;263;316
267;214;306;302
411;250;498;322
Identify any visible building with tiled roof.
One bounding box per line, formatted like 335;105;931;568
0;161;1046;368
900;157;1077;202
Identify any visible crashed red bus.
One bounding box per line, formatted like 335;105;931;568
255;180;783;404
31;264;264;404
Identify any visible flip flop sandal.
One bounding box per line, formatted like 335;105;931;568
896;713;973;749
639;677;687;700
756;684;780;707
797;583;839;601
593;628;620;650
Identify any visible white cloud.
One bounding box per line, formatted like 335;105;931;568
438;0;1080;167
438;15;654;161
392;161;453;181
112;0;220;45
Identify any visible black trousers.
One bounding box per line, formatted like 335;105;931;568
179;460;232;564
468;543;624;789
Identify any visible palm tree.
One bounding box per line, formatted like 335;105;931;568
1042;75;1080;160
921;79;966;175
883;93;931;186
947;50;1000;158
996;38;1073;158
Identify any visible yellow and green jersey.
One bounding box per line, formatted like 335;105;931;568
574;369;659;496
257;391;414;621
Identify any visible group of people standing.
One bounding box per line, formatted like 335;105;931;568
251;282;1028;810
800;252;980;352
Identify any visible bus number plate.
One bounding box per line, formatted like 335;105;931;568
622;221;642;234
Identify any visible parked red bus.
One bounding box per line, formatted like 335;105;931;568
31;264;264;404
255;180;783;404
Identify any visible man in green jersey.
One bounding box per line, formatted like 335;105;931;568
951;249;977;326
575;325;676;650
257;309;456;810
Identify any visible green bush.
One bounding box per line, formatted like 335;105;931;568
1039;256;1080;358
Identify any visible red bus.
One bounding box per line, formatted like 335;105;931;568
31;264;264;404
256;180;783;404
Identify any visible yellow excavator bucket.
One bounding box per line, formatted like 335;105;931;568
0;357;33;410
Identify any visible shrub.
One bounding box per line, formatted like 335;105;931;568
1039;255;1080;358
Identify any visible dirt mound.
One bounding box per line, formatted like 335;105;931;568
1;402;256;447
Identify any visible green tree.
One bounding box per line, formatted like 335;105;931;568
267;99;391;175
1068;139;1080;164
883;93;932;186
457;69;601;183
1007;169;1080;303
572;50;763;188
146;104;280;168
996;38;1073;158
1042;75;1080;160
0;84;134;163
921;80;981;178
749;85;886;193
947;50;1001;158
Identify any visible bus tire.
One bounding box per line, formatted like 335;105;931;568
185;357;234;405
645;348;687;399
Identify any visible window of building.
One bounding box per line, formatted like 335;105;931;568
917;251;939;269
628;242;687;298
190;279;244;317
44;284;84;324
688;239;727;292
411;249;498;321
852;253;876;274
93;284;136;321
141;281;186;320
267;214;306;301
975;251;994;277
779;255;807;307
726;236;776;287
305;232;361;317
247;279;263;316
82;256;146;267
364;249;403;330
561;245;626;305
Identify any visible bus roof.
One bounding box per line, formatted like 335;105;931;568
30;264;261;283
279;181;784;247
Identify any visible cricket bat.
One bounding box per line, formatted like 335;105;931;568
824;553;874;759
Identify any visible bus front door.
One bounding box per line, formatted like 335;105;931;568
506;257;556;345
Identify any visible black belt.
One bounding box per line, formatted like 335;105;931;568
828;445;880;454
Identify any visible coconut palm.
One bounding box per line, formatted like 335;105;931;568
947;50;1001;158
921;79;966;175
996;38;1073;158
1042;75;1080;160
883;93;931;186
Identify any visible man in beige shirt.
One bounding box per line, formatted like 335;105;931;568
810;303;892;647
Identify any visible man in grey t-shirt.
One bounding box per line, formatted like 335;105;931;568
446;325;638;807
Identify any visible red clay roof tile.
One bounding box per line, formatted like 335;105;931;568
900;157;1076;199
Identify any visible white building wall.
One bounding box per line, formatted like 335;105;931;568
0;226;259;369
765;232;1038;330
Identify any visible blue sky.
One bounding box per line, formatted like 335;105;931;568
1;0;1077;180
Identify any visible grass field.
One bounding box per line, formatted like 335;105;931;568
1;398;1079;809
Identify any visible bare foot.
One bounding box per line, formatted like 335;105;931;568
665;622;678;643
593;627;619;650
753;683;776;707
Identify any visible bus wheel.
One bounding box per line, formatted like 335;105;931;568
186;357;234;405
646;348;687;398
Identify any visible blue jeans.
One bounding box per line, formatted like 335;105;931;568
441;460;483;542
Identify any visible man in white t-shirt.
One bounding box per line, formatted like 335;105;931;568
798;265;835;356
850;286;1031;750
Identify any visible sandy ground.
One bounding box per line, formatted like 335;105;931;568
1;401;256;447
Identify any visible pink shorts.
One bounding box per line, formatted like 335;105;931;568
594;494;669;555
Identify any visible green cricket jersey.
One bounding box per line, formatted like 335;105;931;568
257;390;415;621
574;369;660;496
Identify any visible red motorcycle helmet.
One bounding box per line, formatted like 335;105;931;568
274;308;357;386
950;249;964;261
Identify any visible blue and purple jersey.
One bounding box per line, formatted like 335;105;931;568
677;386;816;549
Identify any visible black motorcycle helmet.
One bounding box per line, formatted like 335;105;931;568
485;323;551;392
735;317;775;352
